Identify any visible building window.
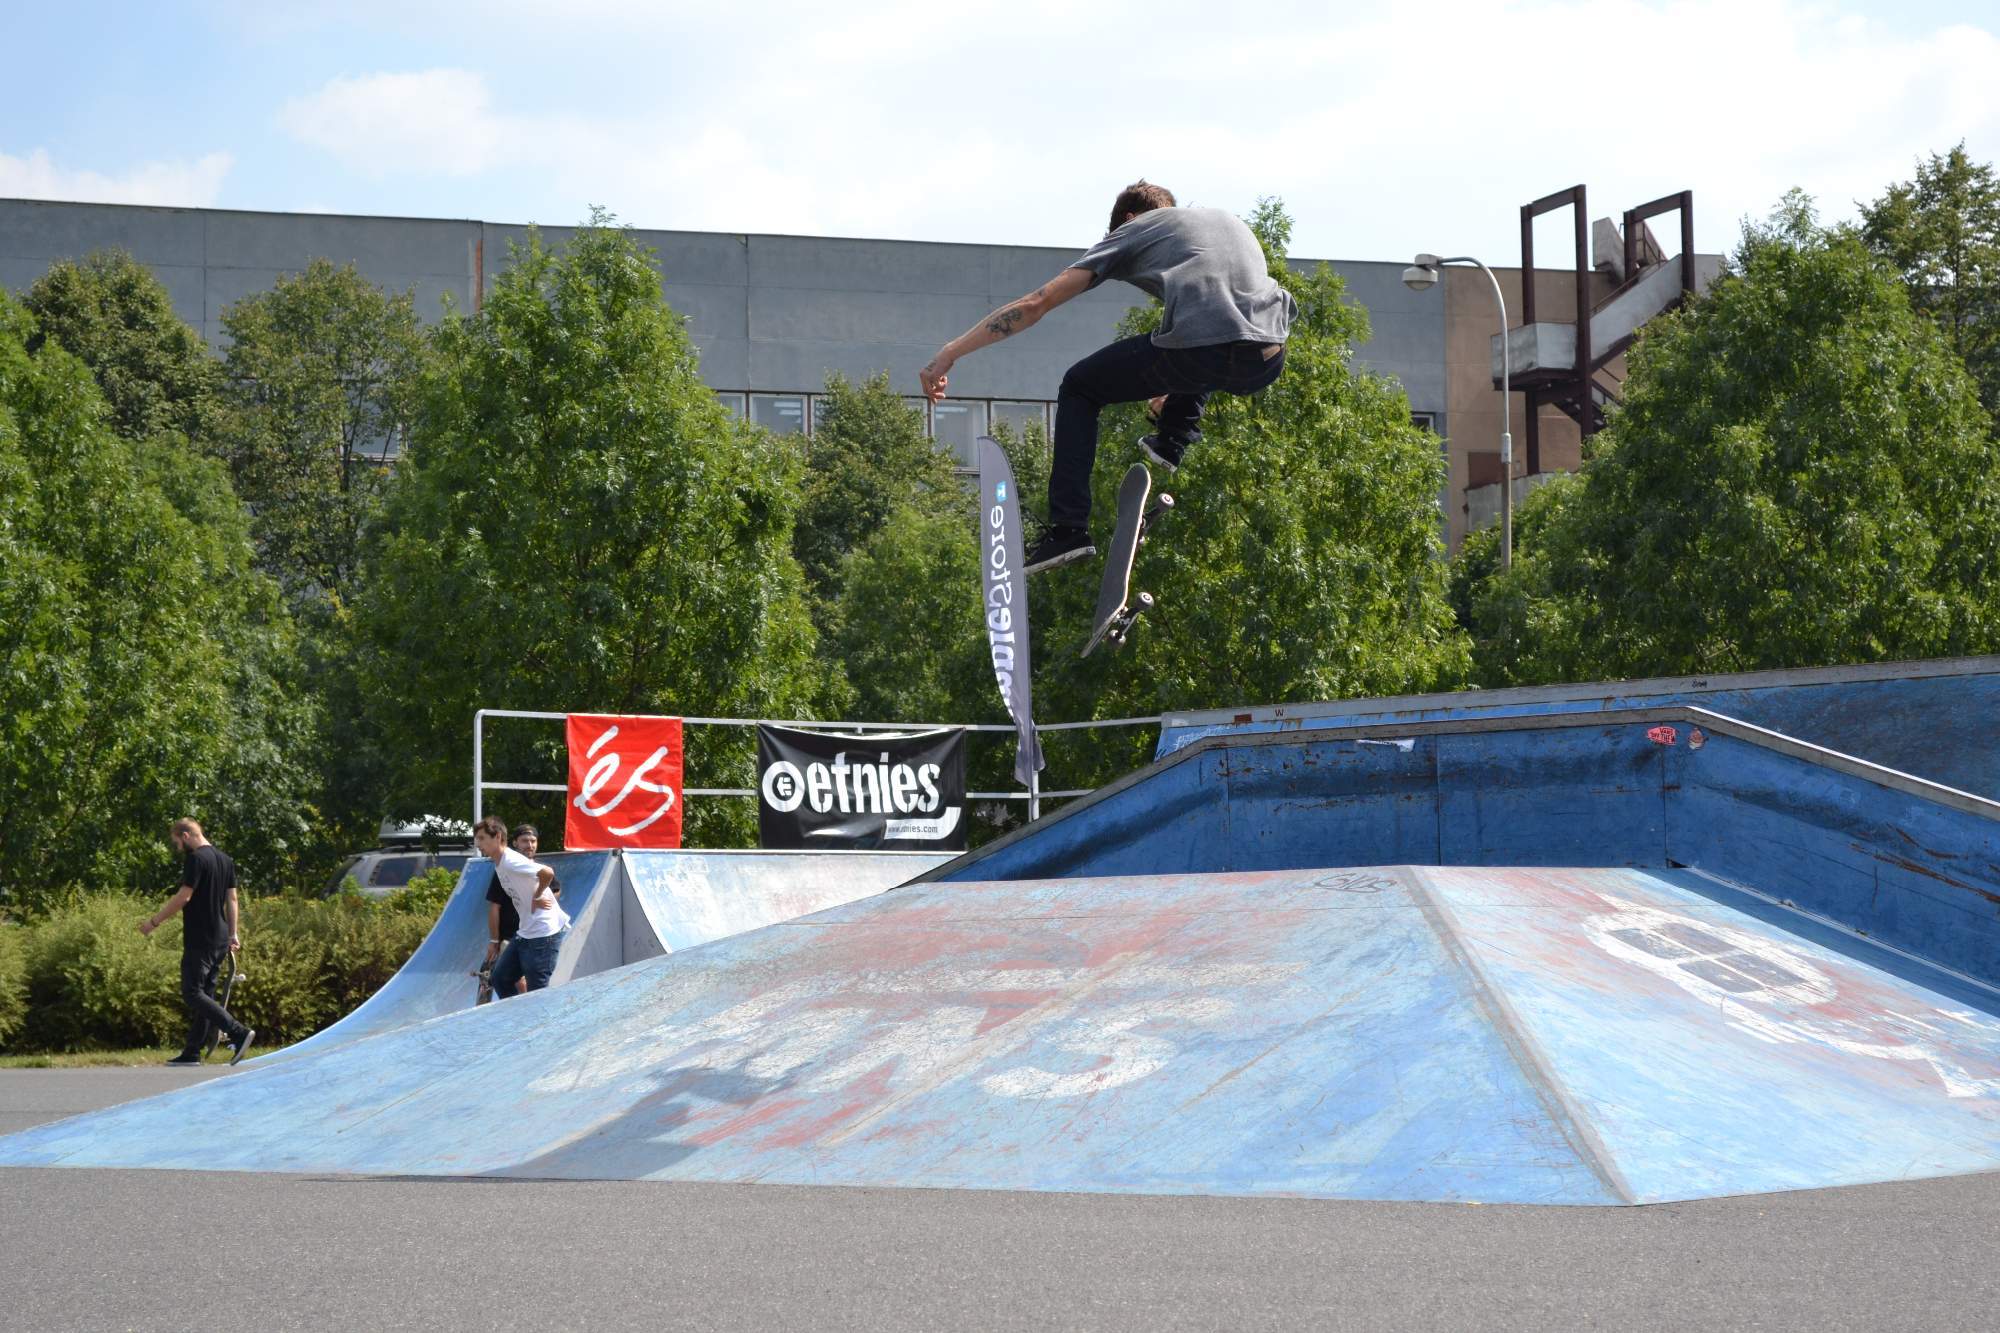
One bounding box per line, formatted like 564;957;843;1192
750;393;807;435
930;400;986;467
991;401;1049;438
1411;412;1437;433
714;391;747;419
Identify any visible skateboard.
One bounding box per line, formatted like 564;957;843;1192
474;961;495;1005
201;951;243;1058
1083;463;1174;657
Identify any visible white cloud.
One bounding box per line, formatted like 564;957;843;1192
270;2;2000;262
279;69;523;178
0;148;233;207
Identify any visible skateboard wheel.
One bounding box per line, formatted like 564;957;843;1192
1157;494;1174;510
1136;592;1155;611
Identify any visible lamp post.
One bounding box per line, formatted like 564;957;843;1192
1403;253;1512;570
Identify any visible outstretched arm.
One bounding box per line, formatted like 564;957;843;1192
920;267;1093;402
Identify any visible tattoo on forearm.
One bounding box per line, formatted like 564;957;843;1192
985;305;1028;338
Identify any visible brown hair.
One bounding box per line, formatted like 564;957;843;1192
1108;180;1175;233
473;815;509;841
172;817;203;838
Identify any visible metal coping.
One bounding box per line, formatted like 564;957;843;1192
909;704;2000;884
1161;655;2000;734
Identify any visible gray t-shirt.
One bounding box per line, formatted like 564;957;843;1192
1068;207;1297;349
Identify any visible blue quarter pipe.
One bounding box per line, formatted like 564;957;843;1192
264;849;941;1063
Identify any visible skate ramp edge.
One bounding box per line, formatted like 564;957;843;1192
267;849;942;1063
3;864;1997;1203
922;706;2000;991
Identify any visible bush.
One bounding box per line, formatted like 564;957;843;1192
1;882;453;1053
0;921;26;1046
20;892;184;1051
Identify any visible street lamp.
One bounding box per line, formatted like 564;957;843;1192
1404;253;1512;570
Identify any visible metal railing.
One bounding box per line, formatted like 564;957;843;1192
473;708;1163;825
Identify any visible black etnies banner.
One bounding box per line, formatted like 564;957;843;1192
756;725;968;851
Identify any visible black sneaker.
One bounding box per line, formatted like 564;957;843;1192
228;1029;257;1066
1139;434;1184;474
1024;524;1095;574
166;1053;203;1067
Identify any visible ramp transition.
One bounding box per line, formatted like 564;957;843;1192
269;849;942;1062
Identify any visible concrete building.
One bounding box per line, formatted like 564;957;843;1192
0;195;1715;549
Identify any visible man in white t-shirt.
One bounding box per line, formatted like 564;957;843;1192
472;815;570;997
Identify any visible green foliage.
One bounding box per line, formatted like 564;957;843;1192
19;893;185;1051
1455;196;2000;684
382;865;459;916
1861;144;2000;415
0;922;26;1046
216;259;427;606
352;213;825;846
796;372;962;608
1;887;447;1053
22;249;225;444
0;294;314;903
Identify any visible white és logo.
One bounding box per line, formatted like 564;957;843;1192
573;725;677;836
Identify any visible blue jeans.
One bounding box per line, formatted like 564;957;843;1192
1049;335;1286;528
490;928;566;999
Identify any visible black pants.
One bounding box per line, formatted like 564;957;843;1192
179;943;244;1057
1049;335;1286;528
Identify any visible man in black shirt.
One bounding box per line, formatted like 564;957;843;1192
141;818;255;1066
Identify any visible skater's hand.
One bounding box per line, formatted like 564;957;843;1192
919;353;953;402
138;917;157;937
228;933;241;953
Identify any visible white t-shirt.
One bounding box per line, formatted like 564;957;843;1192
493;848;570;940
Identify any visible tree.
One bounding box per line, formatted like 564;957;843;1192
1862;144;2000;415
216;260;426;606
1454;195;2000;685
0;294;313;904
351;215;825;847
794;372;962;607
22;250;224;445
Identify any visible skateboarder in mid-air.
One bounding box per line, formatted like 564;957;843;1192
919;180;1296;573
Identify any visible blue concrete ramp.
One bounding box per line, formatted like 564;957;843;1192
272;851;617;1061
5;864;1999;1202
270;850;942;1062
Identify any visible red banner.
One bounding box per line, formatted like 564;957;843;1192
565;714;684;850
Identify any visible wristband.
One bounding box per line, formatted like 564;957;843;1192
488;939;501;944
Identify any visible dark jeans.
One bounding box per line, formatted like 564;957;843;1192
179;943;245;1057
1049;335;1286;528
490;928;566;999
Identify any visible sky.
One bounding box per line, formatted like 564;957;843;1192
3;0;1997;266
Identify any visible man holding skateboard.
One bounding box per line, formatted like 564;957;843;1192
919;180;1295;573
141;818;256;1066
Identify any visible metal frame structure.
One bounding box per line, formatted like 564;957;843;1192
472;707;1163;827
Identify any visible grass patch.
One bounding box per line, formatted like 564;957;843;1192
0;1042;293;1068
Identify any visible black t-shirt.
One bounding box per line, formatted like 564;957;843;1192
486;877;521;941
181;844;237;952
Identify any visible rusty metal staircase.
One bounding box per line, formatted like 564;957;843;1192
1499;186;1696;471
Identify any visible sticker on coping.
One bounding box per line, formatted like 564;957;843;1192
1688;727;1706;751
1646;725;1678;746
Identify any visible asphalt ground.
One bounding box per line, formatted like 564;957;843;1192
4;1069;2000;1331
